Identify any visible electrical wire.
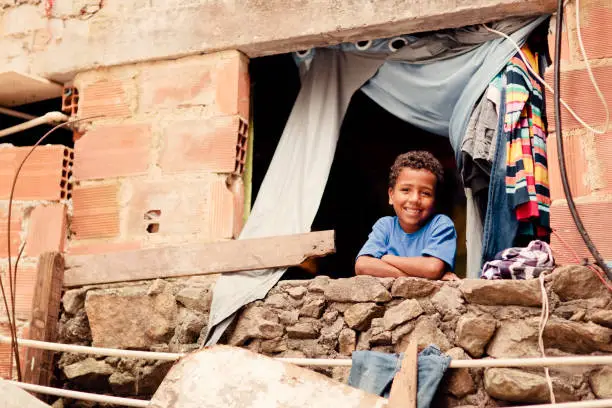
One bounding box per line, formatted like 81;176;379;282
538;272;555;404
2;115;101;381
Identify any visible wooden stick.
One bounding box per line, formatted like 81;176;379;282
388;341;418;408
64;230;335;287
2;335;612;369
4;380;149;408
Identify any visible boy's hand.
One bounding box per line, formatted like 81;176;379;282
441;272;460;281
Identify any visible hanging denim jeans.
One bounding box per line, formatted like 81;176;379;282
481;77;519;268
348;345;451;408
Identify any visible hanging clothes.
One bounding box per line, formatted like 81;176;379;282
504;46;551;242
481;240;554;279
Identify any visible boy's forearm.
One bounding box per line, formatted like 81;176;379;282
381;255;445;280
355;256;406;278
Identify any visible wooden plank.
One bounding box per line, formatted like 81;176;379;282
64;230;335;288
388;341;418;408
24;252;64;391
0;71;62;107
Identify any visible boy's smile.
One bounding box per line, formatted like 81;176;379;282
388;168;437;233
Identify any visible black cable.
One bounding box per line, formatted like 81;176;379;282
553;0;612;282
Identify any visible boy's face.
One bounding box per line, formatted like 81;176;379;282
388;168;437;233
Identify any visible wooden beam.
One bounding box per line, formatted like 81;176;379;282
388;341;418;408
24;252;64;391
64;231;335;288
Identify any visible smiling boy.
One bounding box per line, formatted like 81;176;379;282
355;151;457;280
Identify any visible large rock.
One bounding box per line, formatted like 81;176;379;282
396;315;451;352
484;368;577;403
486;318;540;358
63;358;114;388
287;322;320;339
62;288;86;315
176;286;212;313
58;309;92;344
587;309;612;328
460;279;541;306
85;286;177;349
0;380;51;407
391;277;439;298
444;348;476;398
300;296;326;318
109;372;136;395
543;318;612;354
344;303;384;331
455;315;497;357
228;306;284;346
590;366;612;399
324;276;392;303
552;265;612;301
383;299;424;330
431;285;466;318
149;346;388;407
170;309;207;345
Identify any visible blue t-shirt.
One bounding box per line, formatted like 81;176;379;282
356;214;457;270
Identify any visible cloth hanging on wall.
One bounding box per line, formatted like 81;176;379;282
205;16;549;345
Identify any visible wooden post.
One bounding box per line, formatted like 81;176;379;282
23;252;64;388
388;341;418;408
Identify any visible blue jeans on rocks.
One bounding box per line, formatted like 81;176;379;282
347;345;451;408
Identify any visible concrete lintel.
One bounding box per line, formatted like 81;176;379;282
34;0;556;80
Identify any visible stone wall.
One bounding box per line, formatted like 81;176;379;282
56;265;612;407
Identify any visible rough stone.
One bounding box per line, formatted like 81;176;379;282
109;372;136;395
147;279;170;296
322;309;339;324
378;277;395;290
431;285;466;317
484;368;577;403
171;309;207;345
590;366;612;399
397;315;451;352
543;318;612;354
383;299;424;330
329;302;353;313
552;265;612;301
300;296;326;318
287;286;307;299
62;288;86;315
279;309;299;325
587;309;612;328
339;328;357;355
58;309;92;344
391;277;439;298
487;318;540;358
344;303;384;331
456;315;497;357
287;322;320;339
370;326;392;346
320;317;345;340
356;331;371;351
58;352;88;369
176;286;211;313
324;276;392;303
260;337;288;353
265;293;299;310
460;279;541;306
63;358;114;387
443;348;476;398
391;321;416;345
136;361;174;396
227;306;284;346
85;287;177;348
308;275;330;293
287;339;334;358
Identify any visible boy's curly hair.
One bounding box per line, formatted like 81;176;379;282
388;151;444;189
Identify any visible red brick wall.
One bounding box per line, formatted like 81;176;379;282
68;51;249;256
546;0;612;264
0;145;70;378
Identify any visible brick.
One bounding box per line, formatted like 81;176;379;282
570;0;612;61
159;115;241;174
0;145;70;201
71;183;120;240
78;79;132;119
138;51;249;116
545;64;612;132
551;201;612;264
547;14;572;64
66;240;141;255
25;204;67;257
547;133;590;200
0;323;28;380
216;52;250;119
0;265;37;321
0;209;22;259
594;130;612;192
74;123;151;180
125;178;213;238
209;176;234;240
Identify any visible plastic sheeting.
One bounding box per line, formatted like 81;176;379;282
205;16;549;345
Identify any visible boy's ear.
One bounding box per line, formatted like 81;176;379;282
388;187;393;205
